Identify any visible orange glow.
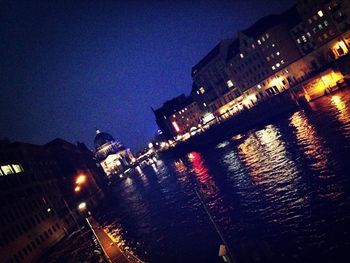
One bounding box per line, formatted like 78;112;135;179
75;174;87;184
74;186;81;192
332;40;349;58
304;70;343;100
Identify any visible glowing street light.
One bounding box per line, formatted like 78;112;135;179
78;202;87;211
74;186;81;192
75;174;87;185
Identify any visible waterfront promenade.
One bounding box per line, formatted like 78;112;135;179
87;217;130;263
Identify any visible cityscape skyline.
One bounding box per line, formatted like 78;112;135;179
0;0;295;151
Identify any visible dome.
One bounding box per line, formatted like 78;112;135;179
94;129;115;149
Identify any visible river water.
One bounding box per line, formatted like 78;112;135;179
96;90;350;263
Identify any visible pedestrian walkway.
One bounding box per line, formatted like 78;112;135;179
87;217;130;263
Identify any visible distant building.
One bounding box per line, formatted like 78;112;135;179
0;141;69;263
93;129;134;176
153;94;201;139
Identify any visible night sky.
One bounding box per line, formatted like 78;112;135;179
0;0;295;151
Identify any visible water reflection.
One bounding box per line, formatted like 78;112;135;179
289;111;343;200
331;95;350;139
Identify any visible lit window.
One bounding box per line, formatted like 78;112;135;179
185;108;187;111
266;56;270;61
297;38;301;44
257;84;261;89
199;87;205;94
313;27;317;33
203;103;207;107
1;165;14;175
302;35;307;42
276;52;280;56
240;53;244;58
196;90;200;94
266;33;269;38
12;164;23;173
164;116;166;119
276;63;280;68
271;43;275;47
281;60;285;64
324;20;328;26
272;66;275;70
318;24;323;30
318;10;323;17
308;18;313;24
251;44;255;49
262;36;265;42
226;80;234;88
307;32;311;37
173;114;175;118
257;40;261;45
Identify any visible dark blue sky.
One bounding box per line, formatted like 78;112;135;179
0;0;294;151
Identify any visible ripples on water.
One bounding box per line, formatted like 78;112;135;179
96;90;350;263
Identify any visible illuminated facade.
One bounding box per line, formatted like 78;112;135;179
94;129;134;176
153;94;201;139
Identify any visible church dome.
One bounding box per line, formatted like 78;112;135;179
94;129;115;149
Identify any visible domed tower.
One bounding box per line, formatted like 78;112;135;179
94;129;134;176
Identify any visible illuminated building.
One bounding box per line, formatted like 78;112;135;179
290;0;350;56
191;40;242;114
93;129;134;176
0;141;70;263
153;94;201;139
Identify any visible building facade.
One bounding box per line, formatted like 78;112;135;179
0;141;69;263
94;129;134;176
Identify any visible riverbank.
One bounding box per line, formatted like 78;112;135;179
159;90;300;158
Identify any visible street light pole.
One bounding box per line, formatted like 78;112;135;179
195;189;237;263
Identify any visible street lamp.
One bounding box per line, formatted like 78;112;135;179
74;186;81;192
78;202;87;211
75;174;87;185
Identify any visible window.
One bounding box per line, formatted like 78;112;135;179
240;53;244;58
318;10;323;17
297;38;301;44
276;63;281;68
262;36;265;42
272;66;276;70
271;43;275;47
251;44;255;49
12;164;23;173
257;40;261;45
324;20;328;26
1;165;14;175
318;24;323;30
281;60;285;64
226;80;234;88
276;52;280;56
199;87;205;94
308;18;313;24
307;32;311;37
203;103;207;107
302;35;307;42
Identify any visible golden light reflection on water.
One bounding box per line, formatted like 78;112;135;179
236;125;308;222
290;111;343;200
290;111;330;171
330;95;350;138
